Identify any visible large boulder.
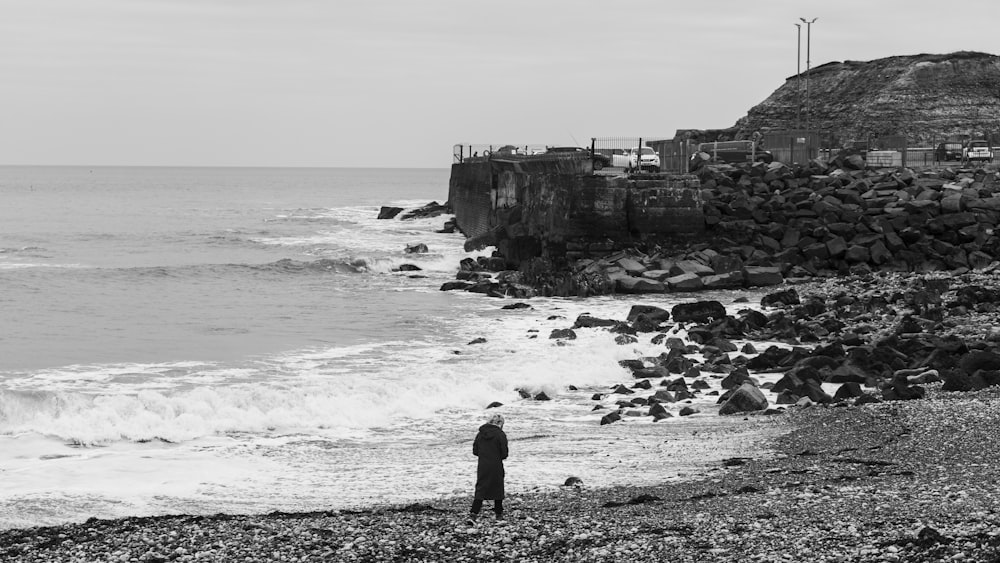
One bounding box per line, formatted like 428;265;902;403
671;300;727;324
718;382;769;415
670;260;715;277
743;266;784;287
626;305;670;324
665;273;704;292
377;206;404;219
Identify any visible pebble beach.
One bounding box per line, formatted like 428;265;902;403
6;269;1000;562
2;386;999;562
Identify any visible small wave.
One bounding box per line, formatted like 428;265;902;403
0;262;83;270
0;246;46;255
253;258;364;275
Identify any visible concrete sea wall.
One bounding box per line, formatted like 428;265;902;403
448;158;704;265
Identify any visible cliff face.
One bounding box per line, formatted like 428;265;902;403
731;51;1000;146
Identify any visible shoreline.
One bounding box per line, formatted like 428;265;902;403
4;386;1000;561
8;263;1000;560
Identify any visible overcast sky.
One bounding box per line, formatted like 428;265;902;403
3;0;1000;168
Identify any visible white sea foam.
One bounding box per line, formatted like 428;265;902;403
0;166;819;530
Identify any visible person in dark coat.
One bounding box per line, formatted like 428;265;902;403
470;413;508;522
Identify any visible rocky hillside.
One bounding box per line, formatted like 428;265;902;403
730;51;1000;147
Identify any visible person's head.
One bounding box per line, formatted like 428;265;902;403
487;413;504;429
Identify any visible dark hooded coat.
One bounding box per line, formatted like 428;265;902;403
473;423;508;500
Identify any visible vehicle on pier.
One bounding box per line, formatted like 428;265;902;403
963;139;993;163
612;147;660;172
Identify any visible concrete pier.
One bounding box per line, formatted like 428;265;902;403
448;154;704;266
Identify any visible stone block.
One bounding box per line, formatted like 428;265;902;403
616;257;647;276
710;254;743;274
743;266;783;287
641;269;673;281
718;382;768;415
802;242;830;261
669;260;715;277
665;273;704;292
826;236;848;258
702;271;744;290
616;276;665;294
844;245;870;263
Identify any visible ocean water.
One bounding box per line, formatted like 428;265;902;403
0;165;782;530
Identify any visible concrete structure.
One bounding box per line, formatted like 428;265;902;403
448;153;704;266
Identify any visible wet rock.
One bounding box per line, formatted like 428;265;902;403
549;328;577;340
719;382;769;415
599;411;622;425
377;206;404;219
626;305;670;323
761;288;800;307
671;300;727;324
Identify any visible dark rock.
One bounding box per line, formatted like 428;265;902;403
377;206;404;219
743;266;783;287
573;314;622;329
719;382;769;415
549;328;577;340
405;243;429;254
833;382;865;400
671;300;727;324
881;381;926;401
600;411;622;425
486;401;504;409
648;402;671;419
761;288;800;307
653;389;676;402
626;305;670;323
440;281;474;291
959;351;1000;375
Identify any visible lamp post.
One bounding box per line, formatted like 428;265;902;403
800;17;817;131
795;22;802;129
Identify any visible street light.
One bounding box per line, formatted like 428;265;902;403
800;17;817;131
795;22;802;129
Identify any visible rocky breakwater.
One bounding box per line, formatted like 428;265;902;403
697;155;1000;279
439;155;1000;299
526;266;1000;427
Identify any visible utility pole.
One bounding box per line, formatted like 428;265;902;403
800;17;817;132
795;22;802;129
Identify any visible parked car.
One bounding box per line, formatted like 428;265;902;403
963;139;993;163
544;146;611;170
935;142;963;162
611;147;660;172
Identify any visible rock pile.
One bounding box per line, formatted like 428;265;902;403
440;160;1000;298
551;267;1000;424
698;157;1000;279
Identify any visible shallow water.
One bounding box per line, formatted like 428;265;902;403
0;166;797;529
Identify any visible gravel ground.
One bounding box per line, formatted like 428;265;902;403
3;387;1000;562
6;270;1000;562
